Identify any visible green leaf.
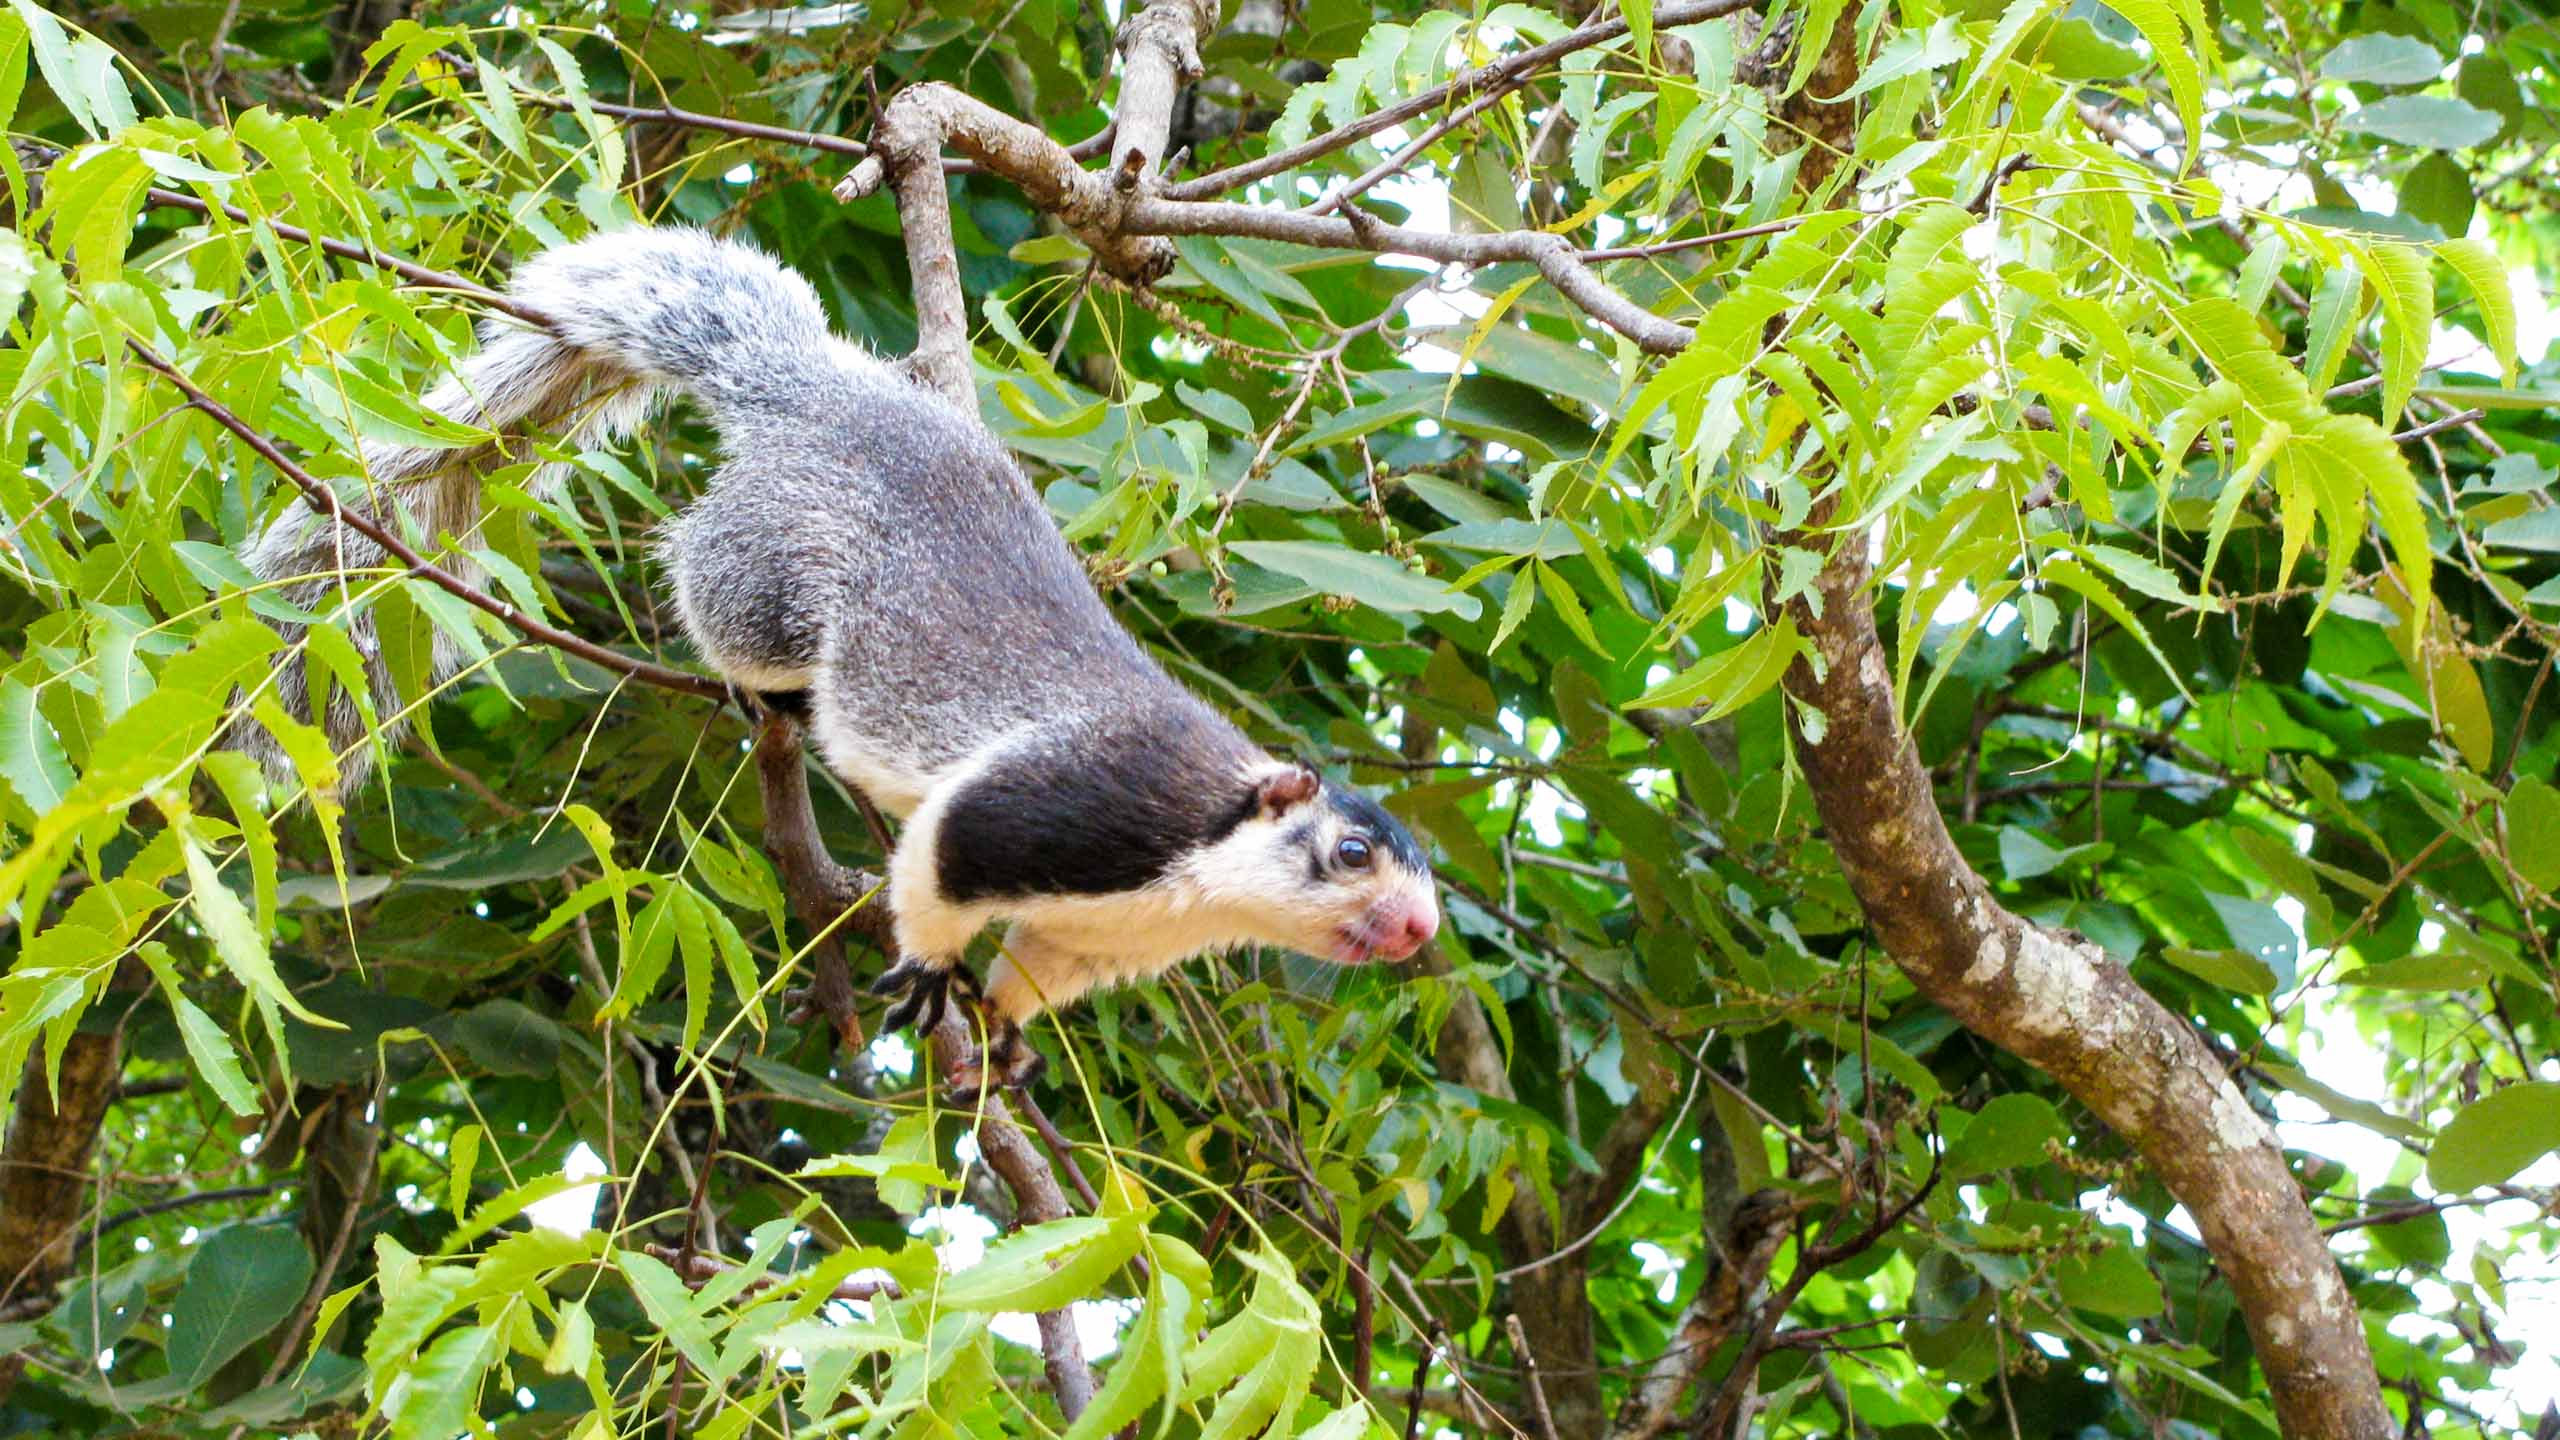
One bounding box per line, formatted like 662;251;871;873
543;1298;594;1376
447;1122;481;1220
2319;34;2444;85
2084;542;2220;612
1225;540;1483;620
616;1250;724;1377
2436;239;2518;384
2339;96;2501;150
136;943;261;1118
472;51;528;157
1997;826;2108;881
2302;263;2365;395
144;1227;314;1397
1950;0;2062;117
2427;1083;2560;1192
1830;16;1965;102
2108;0;2203;168
2162;945;2279;994
1946;1093;2067;1177
2054;1242;2166;1318
181;826;340;1029
2037;556;2192;701
2505;779;2560;895
1063;1266;1194;1440
2366;242;2433;427
1628;617;1801;717
0;677;70;811
934;1215;1143;1312
389;1323;498;1440
2398;153;2473;242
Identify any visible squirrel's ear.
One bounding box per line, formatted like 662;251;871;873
1253;763;1321;818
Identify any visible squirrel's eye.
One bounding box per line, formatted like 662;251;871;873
1336;836;1374;871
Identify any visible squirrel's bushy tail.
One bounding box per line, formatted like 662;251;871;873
243;228;843;790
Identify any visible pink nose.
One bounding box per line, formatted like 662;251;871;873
1388;899;1439;957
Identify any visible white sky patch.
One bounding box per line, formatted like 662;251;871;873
1630;1241;1681;1304
527;1142;610;1234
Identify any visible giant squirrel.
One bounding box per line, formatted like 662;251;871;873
245;228;1441;1088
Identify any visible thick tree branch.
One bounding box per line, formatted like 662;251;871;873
0;987;133;1402
1777;522;2390;1439
1110;0;1217;186
1610;1188;1800;1440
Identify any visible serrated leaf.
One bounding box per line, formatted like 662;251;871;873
2038;555;2192;701
2109;0;2203;170
2084;542;2219;611
2366;243;2433;427
0;677;70;811
2436;239;2518;384
1629;617;1801;718
136;943;260;1117
935;1215;1142;1313
181;826;339;1029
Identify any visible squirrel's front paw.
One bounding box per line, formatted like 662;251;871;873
870;959;977;1034
986;1025;1047;1091
941;1025;1044;1107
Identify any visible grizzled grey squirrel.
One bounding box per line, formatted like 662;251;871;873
246;228;1441;1086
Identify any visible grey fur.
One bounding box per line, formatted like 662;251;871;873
245;228;1440;1048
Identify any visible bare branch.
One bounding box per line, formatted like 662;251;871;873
1610;1190;1801;1440
1112;0;1217;186
843;83;1175;401
1121;196;1694;352
1162;0;1758;201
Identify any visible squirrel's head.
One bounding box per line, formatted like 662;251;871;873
1186;761;1439;967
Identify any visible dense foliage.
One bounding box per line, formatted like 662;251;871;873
0;0;2554;1437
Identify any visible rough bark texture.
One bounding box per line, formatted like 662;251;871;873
1110;0;1217;183
0;1009;128;1403
1778;538;2391;1438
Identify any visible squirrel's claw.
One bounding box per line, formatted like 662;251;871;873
873;960;977;1035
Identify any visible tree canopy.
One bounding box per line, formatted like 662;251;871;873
0;1;2556;1438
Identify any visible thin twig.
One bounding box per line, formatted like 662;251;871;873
128;342;726;703
1164;0;1759;200
139;184;551;327
644;1242;901;1301
1504;1314;1562;1440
